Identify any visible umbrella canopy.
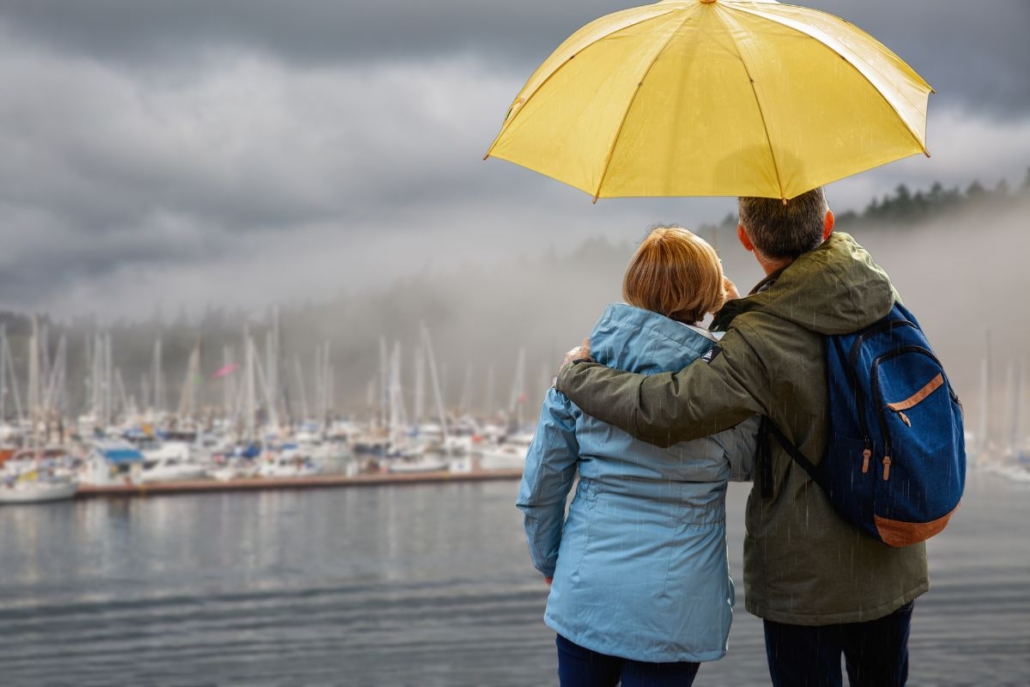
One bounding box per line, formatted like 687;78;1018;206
485;0;933;201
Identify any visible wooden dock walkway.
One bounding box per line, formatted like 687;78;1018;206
75;469;524;499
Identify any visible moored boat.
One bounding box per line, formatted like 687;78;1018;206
478;431;533;472
387;454;448;474
0;472;77;504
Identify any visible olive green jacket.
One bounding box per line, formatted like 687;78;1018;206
556;232;928;626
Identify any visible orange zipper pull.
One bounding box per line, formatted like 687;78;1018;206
862;449;871;474
899;411;911;427
883;456;892;481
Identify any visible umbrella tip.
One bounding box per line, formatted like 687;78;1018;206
924;150;932;159
782;198;788;206
483;153;491;161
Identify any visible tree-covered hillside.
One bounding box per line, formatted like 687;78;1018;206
2;171;1028;420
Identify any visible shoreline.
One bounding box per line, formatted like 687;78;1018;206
74;468;524;499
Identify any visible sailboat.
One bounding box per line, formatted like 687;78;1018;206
386;329;449;474
479;348;533;472
1001;359;1029;481
978;356;1030;483
0;470;77;504
0;318;77;504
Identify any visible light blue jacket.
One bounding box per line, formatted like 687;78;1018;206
517;304;758;663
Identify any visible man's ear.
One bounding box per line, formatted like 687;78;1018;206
823;210;835;240
737;224;754;252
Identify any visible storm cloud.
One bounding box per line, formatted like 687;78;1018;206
2;0;1027;115
0;0;1027;316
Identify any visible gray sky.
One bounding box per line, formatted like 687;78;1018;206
0;0;1028;317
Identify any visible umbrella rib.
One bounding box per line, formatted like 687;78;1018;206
485;9;679;160
712;9;786;201
734;5;931;157
590;10;698;203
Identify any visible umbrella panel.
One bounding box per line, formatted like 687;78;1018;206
487;1;931;201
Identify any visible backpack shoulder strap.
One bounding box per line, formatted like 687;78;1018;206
765;418;824;488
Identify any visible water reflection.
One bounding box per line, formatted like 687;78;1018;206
0;478;1023;685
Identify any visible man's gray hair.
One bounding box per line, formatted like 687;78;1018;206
738;188;828;259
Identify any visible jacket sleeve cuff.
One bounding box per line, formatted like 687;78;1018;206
556;359;597;394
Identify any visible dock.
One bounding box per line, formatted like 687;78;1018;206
75;468;525;499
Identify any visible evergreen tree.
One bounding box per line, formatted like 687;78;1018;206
894;183;912;204
966;180;986;199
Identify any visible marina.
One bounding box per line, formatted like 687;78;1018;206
0;313;539;506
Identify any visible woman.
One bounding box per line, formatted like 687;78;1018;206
517;226;757;687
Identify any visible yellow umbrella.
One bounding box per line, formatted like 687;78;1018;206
484;0;933;201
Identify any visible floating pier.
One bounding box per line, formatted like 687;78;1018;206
75;468;524;499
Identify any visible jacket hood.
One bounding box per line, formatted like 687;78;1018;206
714;232;896;336
589;303;716;375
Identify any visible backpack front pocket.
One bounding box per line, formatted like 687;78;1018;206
872;352;964;546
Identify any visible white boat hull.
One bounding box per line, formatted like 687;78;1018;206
139;465;209;483
0;480;77;504
258;462;322;478
478;448;527;471
208;465;260;482
387;456;449;474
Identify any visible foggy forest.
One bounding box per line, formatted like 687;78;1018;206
4;172;1029;427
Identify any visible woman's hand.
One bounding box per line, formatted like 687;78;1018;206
723;277;740;301
557;338;592;378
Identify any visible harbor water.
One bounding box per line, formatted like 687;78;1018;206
0;472;1027;686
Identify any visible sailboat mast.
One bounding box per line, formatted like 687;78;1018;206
388;342;404;448
413;346;425;426
244;325;255;441
379;337;389;430
105;333;113;428
420;323;450;450
264;334;276;431
977;357;989;457
459;365;473;416
294;356;309;422
486;366;495;420
1012;359;1025;456
28;317;40;457
153;338;164;414
0;324;6;423
509;348;526;428
5;332;23;428
322;342;332;425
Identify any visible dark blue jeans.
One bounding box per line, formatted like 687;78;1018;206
556;634;701;687
763;601;915;687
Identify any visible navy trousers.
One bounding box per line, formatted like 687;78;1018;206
763;601;915;687
556;634;701;687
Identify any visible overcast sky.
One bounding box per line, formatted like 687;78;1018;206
0;0;1028;318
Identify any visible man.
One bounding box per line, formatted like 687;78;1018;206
555;188;926;687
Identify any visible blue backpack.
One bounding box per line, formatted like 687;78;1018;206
766;302;966;547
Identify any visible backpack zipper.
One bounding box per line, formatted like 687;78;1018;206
870;345;945;480
846;318;917;374
844;318;917;466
